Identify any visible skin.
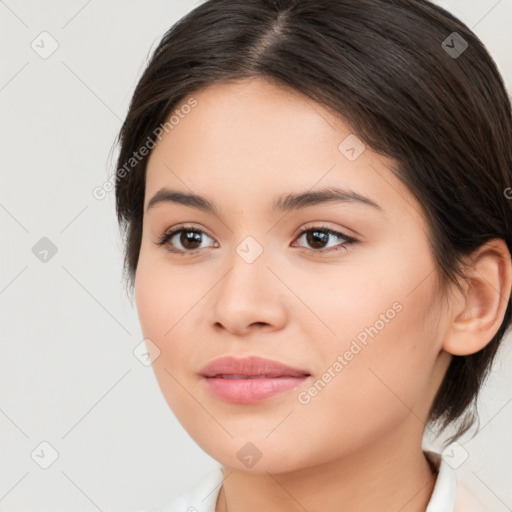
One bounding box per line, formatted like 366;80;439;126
134;76;511;512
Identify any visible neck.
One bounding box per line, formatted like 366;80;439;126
215;419;437;512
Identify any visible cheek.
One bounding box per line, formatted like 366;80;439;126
298;244;441;427
134;258;197;421
135;249;200;340
284;292;440;468
134;248;213;391
311;235;440;365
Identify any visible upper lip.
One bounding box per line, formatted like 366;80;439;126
200;355;311;378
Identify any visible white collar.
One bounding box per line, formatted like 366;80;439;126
147;450;457;512
424;450;457;512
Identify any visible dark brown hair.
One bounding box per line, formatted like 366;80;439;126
113;0;512;447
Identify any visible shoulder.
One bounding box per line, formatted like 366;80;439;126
137;467;224;512
454;482;488;512
423;449;489;512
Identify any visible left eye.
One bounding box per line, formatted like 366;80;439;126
292;225;356;253
154;224;356;254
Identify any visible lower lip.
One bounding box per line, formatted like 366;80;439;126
202;376;310;404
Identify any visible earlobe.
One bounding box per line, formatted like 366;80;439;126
442;239;512;356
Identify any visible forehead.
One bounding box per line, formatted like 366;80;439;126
146;76;351;173
143;77;425;228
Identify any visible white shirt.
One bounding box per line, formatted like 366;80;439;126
141;451;487;512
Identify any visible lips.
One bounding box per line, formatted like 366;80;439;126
200;355;311;404
200;355;310;378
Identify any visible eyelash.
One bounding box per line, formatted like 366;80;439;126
154;223;357;256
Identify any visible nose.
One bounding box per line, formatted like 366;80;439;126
209;246;288;336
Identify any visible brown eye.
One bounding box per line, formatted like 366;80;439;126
292;225;356;253
155;225;216;253
175;229;204;250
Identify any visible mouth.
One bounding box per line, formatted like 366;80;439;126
199;355;311;403
212;374;307;379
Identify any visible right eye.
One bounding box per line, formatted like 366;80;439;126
154;224;218;254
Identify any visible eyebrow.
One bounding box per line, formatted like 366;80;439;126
146;186;382;214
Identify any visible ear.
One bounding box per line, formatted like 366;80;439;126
442;239;512;356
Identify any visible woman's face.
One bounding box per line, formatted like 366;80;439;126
135;77;453;472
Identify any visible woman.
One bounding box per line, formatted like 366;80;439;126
113;0;512;510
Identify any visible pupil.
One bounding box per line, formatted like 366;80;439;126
182;230;202;249
307;230;327;249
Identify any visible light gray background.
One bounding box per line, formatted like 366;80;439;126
1;1;511;510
